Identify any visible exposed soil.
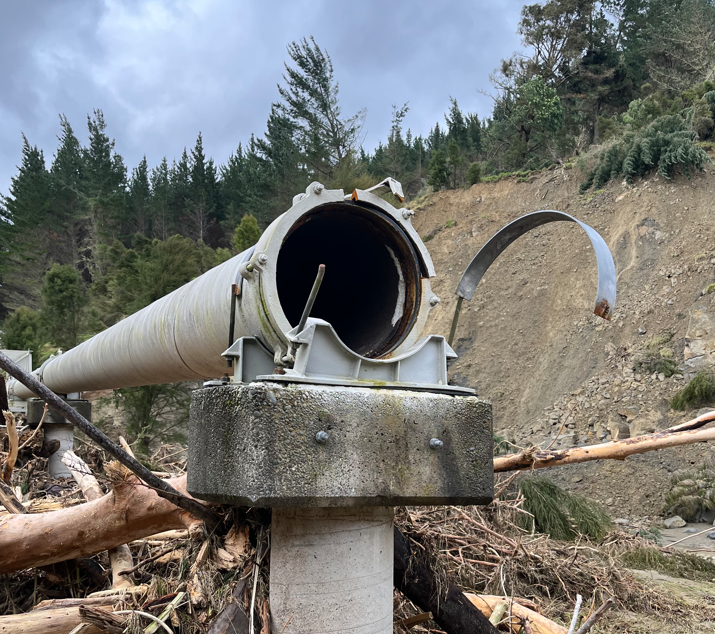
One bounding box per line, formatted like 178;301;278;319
412;163;715;518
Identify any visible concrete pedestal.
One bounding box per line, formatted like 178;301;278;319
188;382;493;632
270;507;393;634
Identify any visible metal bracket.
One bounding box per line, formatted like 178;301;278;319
221;318;474;395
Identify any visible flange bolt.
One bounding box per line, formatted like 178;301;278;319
316;431;329;444
257;253;268;265
429;438;444;449
430;296;440;307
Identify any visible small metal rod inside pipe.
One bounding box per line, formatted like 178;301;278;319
288;264;326;360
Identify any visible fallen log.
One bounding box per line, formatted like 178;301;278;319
494;422;715;472
63;450;135;589
0;474;203;574
0;606;105;634
466;595;567;634
394;526;500;634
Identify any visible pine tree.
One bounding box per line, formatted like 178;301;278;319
49;116;88;267
41;263;87;349
276;37;365;178
128;156;151;236
83;109;127;238
150;158;171;240
428;149;450;190
0;136;50;314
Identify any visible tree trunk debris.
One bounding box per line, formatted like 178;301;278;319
394;526;500;634
494;411;715;472
0;474;203;574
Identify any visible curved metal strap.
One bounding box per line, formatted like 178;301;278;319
456;210;616;319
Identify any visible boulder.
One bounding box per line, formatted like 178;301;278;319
664;516;686;529
630;409;665;437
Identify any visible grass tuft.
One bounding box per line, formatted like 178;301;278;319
671;370;715;410
621;546;715;581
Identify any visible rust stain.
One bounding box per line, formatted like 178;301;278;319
593;299;611;321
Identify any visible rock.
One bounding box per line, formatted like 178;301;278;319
638;326;647;335
615;518;629;525
630;409;665;437
708;532;715;540
664;516;686;529
572;475;583;483
683;528;698;534
608;414;630;440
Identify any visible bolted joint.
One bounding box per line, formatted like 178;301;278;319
429;438;444;449
429;296;440;307
402;209;415;220
257;253;268;265
315;430;330;444
313;183;325;195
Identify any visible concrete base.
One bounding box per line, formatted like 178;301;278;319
187;382;493;507
270;506;393;634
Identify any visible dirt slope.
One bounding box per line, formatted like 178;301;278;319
413;164;715;518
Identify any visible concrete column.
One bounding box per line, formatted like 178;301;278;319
44;423;74;479
270;506;394;634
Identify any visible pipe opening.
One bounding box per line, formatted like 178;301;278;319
276;203;421;358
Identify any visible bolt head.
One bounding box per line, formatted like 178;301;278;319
430;296;440;307
315;431;329;444
257;253;268;265
313;183;325;194
429;438;444;449
402;209;415;220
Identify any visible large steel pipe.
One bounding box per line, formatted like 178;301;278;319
9;184;436;400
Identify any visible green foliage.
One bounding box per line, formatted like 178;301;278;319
620;546;715;581
519;477;612;541
1;307;45;368
634;354;679;378
467;162;482;185
110;383;192;454
665;462;715;522
428;149;450;190
233;214;261;253
41;264;87;350
580;112;711;192
671;370;715;410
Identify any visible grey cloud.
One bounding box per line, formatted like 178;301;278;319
0;0;524;192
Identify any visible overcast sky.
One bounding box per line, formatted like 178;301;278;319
0;0;525;194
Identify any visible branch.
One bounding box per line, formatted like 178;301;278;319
494;412;715;473
0;350;220;529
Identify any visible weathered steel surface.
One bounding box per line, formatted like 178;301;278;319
187;383;493;507
456;210;617;318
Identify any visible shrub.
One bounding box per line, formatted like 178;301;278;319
580;113;711;193
519;477;612;541
233;214;261;253
635;354;679;377
467;162;482;185
671;370;715;410
664;462;715;521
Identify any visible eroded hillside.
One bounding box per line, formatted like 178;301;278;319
414;165;715;517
